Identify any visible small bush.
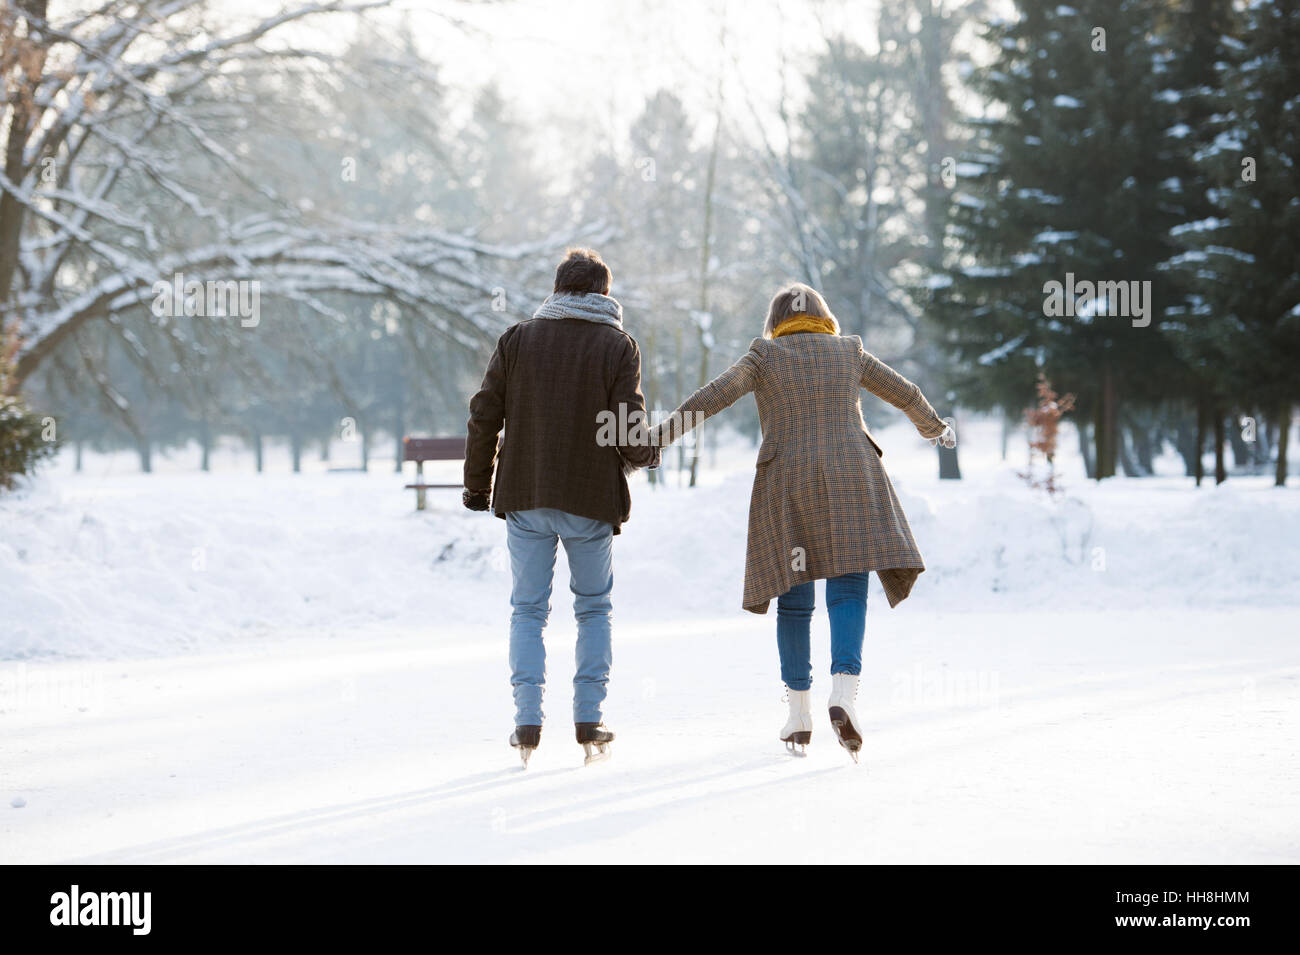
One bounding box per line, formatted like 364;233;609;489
0;324;57;491
1019;374;1075;497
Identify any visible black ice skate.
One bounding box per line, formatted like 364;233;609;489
575;722;614;765
510;724;542;768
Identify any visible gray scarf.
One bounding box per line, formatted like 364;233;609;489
532;292;623;327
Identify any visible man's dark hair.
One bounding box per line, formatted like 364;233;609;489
554;248;612;295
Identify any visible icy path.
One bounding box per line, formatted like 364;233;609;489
5;607;1297;864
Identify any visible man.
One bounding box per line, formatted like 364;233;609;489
463;248;659;767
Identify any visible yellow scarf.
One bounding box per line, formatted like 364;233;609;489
772;314;837;338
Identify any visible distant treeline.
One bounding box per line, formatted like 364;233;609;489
3;1;1295;486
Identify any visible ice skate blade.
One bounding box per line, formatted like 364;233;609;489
830;722;862;764
830;709;862;765
781;729;811;757
582;742;611;766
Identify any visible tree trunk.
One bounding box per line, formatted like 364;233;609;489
1213;407;1226;485
672;322;684;481
938;445;961;479
74;439;83;472
1128;410;1159;478
253;431;264;473
1276;403;1291;487
643;325;659;488
1096;366;1118;479
393;401;406;475
1118;428;1141;477
200;421;211;472
1131;420;1155;475
1092;372;1117;480
1077;419;1096;480
361;428;370;472
689;77;723;489
1000;413;1011;462
290;430;302;473
138;437;152;473
1228;414;1251;469
1173;419;1197;477
1093;396;1103;481
0;1;50;333
1194;400;1206;487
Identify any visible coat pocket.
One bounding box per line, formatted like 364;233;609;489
862;430;884;458
756;440;779;466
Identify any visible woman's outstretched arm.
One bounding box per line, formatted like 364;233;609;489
651;341;764;448
858;344;949;441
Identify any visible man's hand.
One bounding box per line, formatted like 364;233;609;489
462;488;491;511
622;445;662;476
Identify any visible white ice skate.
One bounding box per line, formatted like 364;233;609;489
780;688;814;756
828;673;863;763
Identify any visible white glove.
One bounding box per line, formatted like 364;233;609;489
928;425;956;449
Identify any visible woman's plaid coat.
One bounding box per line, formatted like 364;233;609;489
653;332;948;614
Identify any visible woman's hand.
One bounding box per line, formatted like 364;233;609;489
928;424;957;449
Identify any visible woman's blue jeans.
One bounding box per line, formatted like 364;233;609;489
776;572;868;691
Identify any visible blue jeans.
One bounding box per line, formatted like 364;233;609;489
506;508;615;725
776;572;868;691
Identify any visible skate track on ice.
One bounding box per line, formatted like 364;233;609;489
4;607;1297;864
4;421;1298;862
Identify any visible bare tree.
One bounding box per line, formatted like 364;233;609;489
0;0;556;398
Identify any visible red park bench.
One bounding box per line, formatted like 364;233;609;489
403;436;466;511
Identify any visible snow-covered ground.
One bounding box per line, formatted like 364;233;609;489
2;418;1298;863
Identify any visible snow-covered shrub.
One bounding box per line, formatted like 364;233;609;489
0;325;56;491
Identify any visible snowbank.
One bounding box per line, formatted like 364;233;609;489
2;418;1297;659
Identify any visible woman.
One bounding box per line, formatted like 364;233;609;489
651;284;955;761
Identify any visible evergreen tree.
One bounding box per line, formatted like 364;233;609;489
1166;0;1299;486
1160;0;1240;484
0;320;56;490
935;1;1185;479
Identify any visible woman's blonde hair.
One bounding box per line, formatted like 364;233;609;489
762;283;840;338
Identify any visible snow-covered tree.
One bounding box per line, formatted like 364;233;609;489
0;316;54;488
1164;0;1299;486
934;0;1185;479
577;87;774;485
0;0;555;404
745;2;975;480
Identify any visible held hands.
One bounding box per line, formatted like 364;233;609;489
928;425;957;450
462;488;491;511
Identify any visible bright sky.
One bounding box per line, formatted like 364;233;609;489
53;0;998;171
392;0;885;151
